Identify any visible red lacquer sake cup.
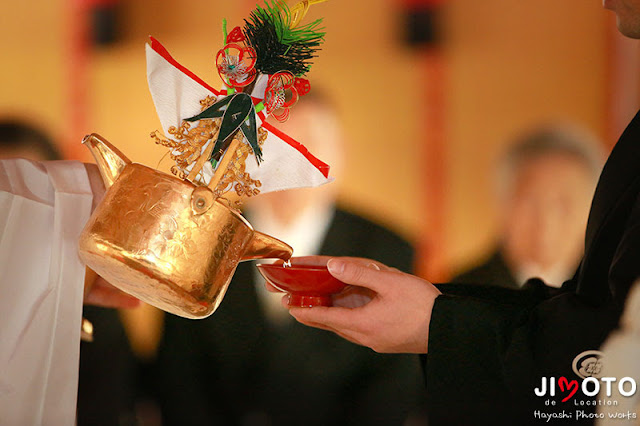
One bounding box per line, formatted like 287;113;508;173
256;263;347;307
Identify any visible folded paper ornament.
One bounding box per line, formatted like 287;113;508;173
148;0;332;206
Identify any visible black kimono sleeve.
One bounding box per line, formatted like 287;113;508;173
423;192;640;425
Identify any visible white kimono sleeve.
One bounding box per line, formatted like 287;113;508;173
0;159;94;425
597;281;640;425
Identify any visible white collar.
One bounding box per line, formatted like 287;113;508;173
245;204;336;326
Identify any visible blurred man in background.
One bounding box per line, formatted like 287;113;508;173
153;94;427;426
0;120;63;160
453;125;604;288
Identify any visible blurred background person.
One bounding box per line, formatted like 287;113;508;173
0;119;63;160
0;118;139;426
152;93;428;426
452;125;605;288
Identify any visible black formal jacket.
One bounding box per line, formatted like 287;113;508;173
452;249;520;289
77;307;137;426
424;111;640;425
154;208;427;426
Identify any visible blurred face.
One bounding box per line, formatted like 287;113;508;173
0;145;49;161
248;101;344;224
604;0;640;39
501;154;595;282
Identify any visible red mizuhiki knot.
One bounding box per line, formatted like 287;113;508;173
226;26;245;43
216;43;257;88
294;78;311;96
265;72;299;122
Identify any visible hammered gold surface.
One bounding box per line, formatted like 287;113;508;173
79;160;292;319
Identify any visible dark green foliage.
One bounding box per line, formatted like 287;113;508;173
243;0;324;76
185;93;262;163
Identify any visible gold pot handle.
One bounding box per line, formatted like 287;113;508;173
186;140;216;183
206;138;241;192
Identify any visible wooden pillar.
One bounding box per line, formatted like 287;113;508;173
65;0;91;160
416;49;448;283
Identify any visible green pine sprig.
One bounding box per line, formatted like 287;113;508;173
243;0;325;76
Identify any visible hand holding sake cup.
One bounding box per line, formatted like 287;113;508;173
258;256;384;308
261;256;441;354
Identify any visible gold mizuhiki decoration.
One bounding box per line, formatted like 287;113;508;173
151;120;220;183
151;95;219;182
151;96;266;207
211;127;267;205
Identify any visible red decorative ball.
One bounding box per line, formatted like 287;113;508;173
294;78;311;96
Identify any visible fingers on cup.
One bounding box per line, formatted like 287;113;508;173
327;258;395;293
86;278;141;309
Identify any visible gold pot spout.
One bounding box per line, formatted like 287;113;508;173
82;133;131;189
242;231;293;261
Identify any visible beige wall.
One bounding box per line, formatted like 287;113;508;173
1;1;67;145
0;0;621;281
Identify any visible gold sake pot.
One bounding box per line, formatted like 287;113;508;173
78;134;292;319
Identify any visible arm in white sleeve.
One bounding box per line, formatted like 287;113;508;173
0;159;95;426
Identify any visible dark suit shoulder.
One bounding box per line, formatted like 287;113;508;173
451;249;519;289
